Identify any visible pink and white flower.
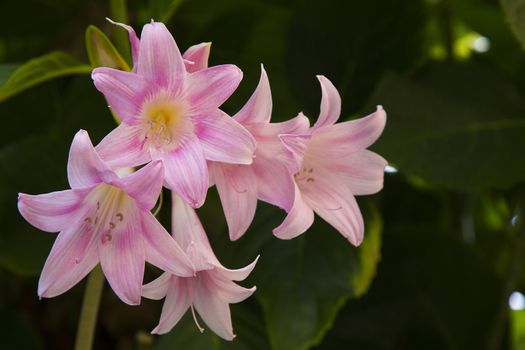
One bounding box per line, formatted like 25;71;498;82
92;21;255;208
183;45;310;240
143;194;258;340
18;130;194;305
274;76;387;245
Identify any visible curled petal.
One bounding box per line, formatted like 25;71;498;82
279;133;311;170
142;272;172;300
138;21;185;90
196;111;255;165
233;64;272;125
18;188;91;233
185;65;243;113
218;255;259;282
162;135;208;208
38;222;98;298
96;123;151;169
313;75;341;129
273;183;314;239
183;42;211;73
106;18;140;66
92;68;150;124
210;163;257;241
98;206;145;305
68;130;117;189
311;106;386;156
115;161;164;210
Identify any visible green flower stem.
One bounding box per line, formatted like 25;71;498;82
74;265;105;350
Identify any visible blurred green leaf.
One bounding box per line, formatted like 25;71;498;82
85;25;130;70
149;0;185;23
315;227;504;349
368;61;525;190
0;64;19;86
0;51;91;103
500;0;525;49
255;205;382;350
109;0;131;64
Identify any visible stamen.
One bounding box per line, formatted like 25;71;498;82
84;217;92;224
109;222;115;229
306;178;315;182
116;213;124;221
102;233;112;244
190;305;205;333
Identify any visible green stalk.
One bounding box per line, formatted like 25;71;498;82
74;266;105;350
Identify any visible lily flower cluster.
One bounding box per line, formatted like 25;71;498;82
17;20;386;341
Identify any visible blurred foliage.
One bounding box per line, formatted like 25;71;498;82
2;0;525;349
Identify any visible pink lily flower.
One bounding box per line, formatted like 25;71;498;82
143;194;258;340
274;76;387;245
183;44;309;239
17;130;194;305
211;66;309;240
92;21;255;208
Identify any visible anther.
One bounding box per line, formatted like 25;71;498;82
116;213;124;221
84;217;92;224
307;178;315;182
109;222;115;229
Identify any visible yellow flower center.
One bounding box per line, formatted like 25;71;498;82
141;94;192;151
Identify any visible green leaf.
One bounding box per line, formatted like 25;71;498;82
500;0;525;49
0;51;91;103
367;61;525;190
0;64;19;86
256;204;382;350
85;25;130;70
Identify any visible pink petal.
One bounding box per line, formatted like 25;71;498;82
68;130;117;189
196;111;255;165
208;271;256;303
313;75;341;129
192;275;235;341
182;42;211;73
162;135;208;208
233;65;272;125
138;21;185;90
272;183;314;239
96;123;151;169
142;272;171;300
115;161;164;210
171;194;218;270
218;255;259;281
38;221;98;298
311;106;386;154
302;175;364;246
184;65;242;113
151;277;191;334
91;68;151;124
332;150;387;195
142;211;195;277
18;188;91;233
98;206;145;305
210;163;257;241
252;155;295;211
106;18;140;66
